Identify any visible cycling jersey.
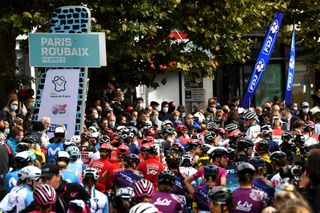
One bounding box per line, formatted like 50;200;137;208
245;124;261;141
192;165;227;186
87;187;109;213
152;191;183;213
114;169;143;189
194;156;210;169
172;171;186;196
46;142;64;163
192;184;210;211
137;156;164;189
90;158;113;193
61;171;81;184
0;184;33;213
67;161;83;181
232;188;267;213
226;163;240;191
5;169;19;192
252;177;275;205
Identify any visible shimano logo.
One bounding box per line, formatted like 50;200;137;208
263;36;273;55
248;75;258;93
286;72;293;91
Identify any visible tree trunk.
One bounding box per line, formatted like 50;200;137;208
0;29;18;108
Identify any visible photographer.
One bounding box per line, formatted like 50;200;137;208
298;148;320;213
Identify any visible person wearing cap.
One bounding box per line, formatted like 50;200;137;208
298;102;312;122
56;151;80;184
39;163;90;213
47;125;65;163
232;162;268;213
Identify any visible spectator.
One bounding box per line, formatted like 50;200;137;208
6;124;24;155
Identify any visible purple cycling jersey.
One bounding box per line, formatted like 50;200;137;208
232;188;267;213
193;184;210;211
152;191;183;213
114;169;142;188
252;177;275;205
192;165;227;186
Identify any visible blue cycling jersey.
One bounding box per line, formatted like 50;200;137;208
46;142;64;163
114;170;142;188
61;171;81;184
5;169;19;192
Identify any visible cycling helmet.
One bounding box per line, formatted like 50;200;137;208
100;134;111;144
208;147;228;159
256;140;269;152
133;179;154;198
281;131;293;143
161;126;175;135
140;143;157;154
33;184;57;205
116;187;135;200
166;155;181;168
100;143;112;151
83;167;99;180
18;165;41;181
81;131;92;140
237;139;254;149
161;120;174;128
225;123;238;132
65;146;80;159
170;142;183;154
117;144;130;155
129;202;158;213
88;126;98;133
304;121;315;130
227;148;236;160
207;122;219;131
243;111;256;120
56;151;70;164
119;128;134;140
204;165;219;180
201;144;214;153
292;134;305;145
124;154;140;167
21;135;37;144
248;157;265;170
208;186;232;205
261;125;273;135
204;131;216;142
270;151;287;163
63;140;76;149
16;142;30;153
185;139;202;152
228;129;242;138
158;170;175;185
175;124;188;134
70;135;81;145
237;162;256;173
15;151;32;166
194;112;205;123
146;128;156;137
128;126;140;136
180;155;194;167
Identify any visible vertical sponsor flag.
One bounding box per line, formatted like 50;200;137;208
242;12;283;108
284;21;296;105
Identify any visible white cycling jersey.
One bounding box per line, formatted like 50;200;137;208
245;124;261;141
87;187;109;213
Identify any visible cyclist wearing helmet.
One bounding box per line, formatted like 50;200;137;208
65;145;83;181
258;125;279;152
30;184;57;213
225;148;240;192
47;125;65;163
249;157;274;205
115;153;143;189
184;147;228;194
269;151;288;193
129;202;159;213
236;139;254;164
89;143;113;193
192;165;220;212
193;143;212;169
137;143;164;189
175;124;189;148
133;179;154;203
151;170;183;213
22;136;46;166
232;162;267;213
161;126;176;155
0;165;41;212
111;144;130;173
203;131;217;146
83;167;109;213
303;121;317;147
243;111;261;141
111;187;135;213
56;151;80;184
5;151;33;192
255;140;271;163
208;186;232;213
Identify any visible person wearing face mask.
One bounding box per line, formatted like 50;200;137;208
107;114;117;130
135;97;145;111
150;110;162;130
0;99;24;129
158;101;171;121
171;110;182;127
290;103;299;115
298;102;312;122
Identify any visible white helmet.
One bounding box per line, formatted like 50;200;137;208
18;165;41;181
83;167;99;180
129;202;159;213
70;135;81;145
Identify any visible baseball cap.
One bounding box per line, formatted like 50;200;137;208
54;126;65;134
41;163;60;178
301;102;309;107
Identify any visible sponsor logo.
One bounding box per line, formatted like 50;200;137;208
256;59;265;73
52;76;66;92
154;198;172;206
263;21;279;55
248;75;259;93
286;72;293;91
236;201;253;212
270;21;279;34
289;57;295;70
52;104;67;115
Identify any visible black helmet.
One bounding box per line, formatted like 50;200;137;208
124;154;140;168
256;140;269;152
201;144;213;153
261;125;273;135
243;111;256;120
270;151;287;163
204;165;219;180
237;162;256;173
208;147;228;159
281;131;293;143
166;155;181;168
237;139;254;149
224;123;238;132
21;135;37;144
158;170;175;185
204;131;216;142
292;134;305;145
227;148;236;159
248;157;265;170
207;122;219;131
16;142;30;153
208;186;232;205
161;127;175;135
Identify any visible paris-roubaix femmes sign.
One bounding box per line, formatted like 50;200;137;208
29;32;106;67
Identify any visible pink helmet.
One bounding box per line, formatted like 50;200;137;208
133;179;154;198
33;184;57;205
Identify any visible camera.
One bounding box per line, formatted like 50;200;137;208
279;165;302;179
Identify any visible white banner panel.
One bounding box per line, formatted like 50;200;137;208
38;69;80;140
